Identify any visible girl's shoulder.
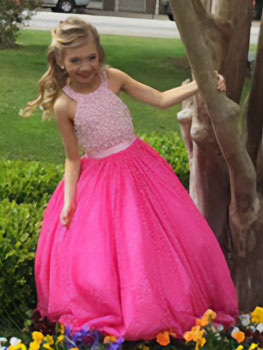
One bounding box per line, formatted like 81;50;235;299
54;91;76;121
105;66;127;80
104;66;130;92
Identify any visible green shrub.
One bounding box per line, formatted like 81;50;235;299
0;0;40;49
140;132;189;189
0;160;64;204
0;199;44;328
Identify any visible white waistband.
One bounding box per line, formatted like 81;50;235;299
85;136;137;159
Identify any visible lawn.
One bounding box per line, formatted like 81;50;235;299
0;30;190;163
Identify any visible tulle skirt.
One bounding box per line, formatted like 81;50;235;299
35;137;238;340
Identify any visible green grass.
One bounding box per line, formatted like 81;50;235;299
0;30;190;163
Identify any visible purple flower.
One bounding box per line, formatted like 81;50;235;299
65;325;72;337
90;330;100;350
71;326;91;344
105;337;124;350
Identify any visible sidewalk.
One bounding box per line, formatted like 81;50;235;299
83;8;169;20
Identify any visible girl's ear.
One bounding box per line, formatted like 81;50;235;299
53;57;65;71
56;58;63;67
56;59;65;71
55;53;65;69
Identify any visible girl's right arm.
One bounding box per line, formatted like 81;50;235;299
54;96;81;227
107;68;225;109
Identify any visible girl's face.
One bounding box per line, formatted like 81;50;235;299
62;39;100;87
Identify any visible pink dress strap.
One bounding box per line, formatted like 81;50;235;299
63;85;81;102
99;67;108;88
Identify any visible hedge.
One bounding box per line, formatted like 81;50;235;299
0;160;64;204
0;199;44;327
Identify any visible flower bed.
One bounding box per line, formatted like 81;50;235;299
1;307;263;350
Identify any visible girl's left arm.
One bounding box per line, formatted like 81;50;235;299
109;68;224;109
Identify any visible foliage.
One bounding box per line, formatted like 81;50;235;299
0;160;64;204
140;132;189;189
0;0;40;49
0;159;63;328
1;308;263;350
0;199;44;328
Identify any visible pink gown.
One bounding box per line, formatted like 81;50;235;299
35;68;238;340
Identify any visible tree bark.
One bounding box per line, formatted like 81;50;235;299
171;0;263;309
221;0;253;103
247;19;263;169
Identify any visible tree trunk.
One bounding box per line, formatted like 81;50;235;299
170;0;263;310
247;19;263;168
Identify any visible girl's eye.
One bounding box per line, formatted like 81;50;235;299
89;55;96;61
70;58;82;64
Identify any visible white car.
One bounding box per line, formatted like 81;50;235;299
41;0;90;13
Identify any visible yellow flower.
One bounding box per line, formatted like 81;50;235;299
249;344;258;350
103;336;117;344
56;335;64;344
251;307;263;324
29;341;40;350
184;331;193;343
9;345;26;350
191;326;205;342
60;323;65;334
195;337;206;350
169;332;177;338
44;336;54;346
196;316;209;327
184;326;205;344
234;346;244;350
142;346;150;350
232;331;245;343
196;309;217;327
203;309;216;320
43;345;54;350
156;331;170;346
200;337;206;347
68;348;79;350
8;339;27;350
32;332;44;344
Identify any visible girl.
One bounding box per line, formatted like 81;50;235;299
24;17;237;340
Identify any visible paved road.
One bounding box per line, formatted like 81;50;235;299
26;11;260;44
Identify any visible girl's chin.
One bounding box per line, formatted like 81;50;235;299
76;74;92;81
74;72;98;83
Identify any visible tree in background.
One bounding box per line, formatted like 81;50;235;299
170;0;263;310
0;0;40;49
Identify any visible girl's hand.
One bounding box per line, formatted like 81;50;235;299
215;71;226;92
60;202;76;227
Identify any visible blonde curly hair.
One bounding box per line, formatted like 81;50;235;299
23;17;105;120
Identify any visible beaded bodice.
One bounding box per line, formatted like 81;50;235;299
63;68;135;156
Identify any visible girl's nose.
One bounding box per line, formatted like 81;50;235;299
79;61;91;72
